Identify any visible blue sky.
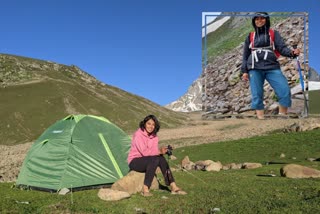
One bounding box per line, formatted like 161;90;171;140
1;0;319;106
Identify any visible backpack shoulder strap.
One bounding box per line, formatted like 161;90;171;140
269;28;275;43
269;28;281;58
249;31;255;49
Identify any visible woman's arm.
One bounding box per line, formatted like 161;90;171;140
241;35;251;81
241;35;251;74
274;30;296;57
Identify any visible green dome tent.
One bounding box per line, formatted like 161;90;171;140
16;114;131;191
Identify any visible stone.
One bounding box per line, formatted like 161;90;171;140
205;162;222;172
223;163;242;170
98;188;130;201
181;156;190;168
183;162;195;171
280;164;320;178
280;153;286;158
111;171;159;195
242;162;262;169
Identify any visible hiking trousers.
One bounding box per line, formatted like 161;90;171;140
249;69;291;110
129;155;175;188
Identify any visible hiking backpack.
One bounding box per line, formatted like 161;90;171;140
249;28;281;58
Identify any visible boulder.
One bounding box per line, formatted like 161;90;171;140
280;164;320;178
111;171;159;195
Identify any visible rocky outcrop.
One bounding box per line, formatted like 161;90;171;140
165;79;202;112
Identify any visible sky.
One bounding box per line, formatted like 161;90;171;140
202;12;221;27
1;0;319;106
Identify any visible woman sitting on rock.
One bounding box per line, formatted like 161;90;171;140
127;114;187;197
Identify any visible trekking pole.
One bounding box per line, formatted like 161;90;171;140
293;45;308;117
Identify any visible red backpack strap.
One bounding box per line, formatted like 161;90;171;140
249;31;255;49
269;29;281;58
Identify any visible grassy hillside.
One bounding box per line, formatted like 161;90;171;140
0;54;188;145
202;17;251;63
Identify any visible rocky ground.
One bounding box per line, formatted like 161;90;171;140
1;112;319;183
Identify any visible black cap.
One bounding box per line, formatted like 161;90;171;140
252;12;270;29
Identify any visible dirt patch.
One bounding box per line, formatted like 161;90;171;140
0;142;32;182
0;114;315;183
158;117;305;147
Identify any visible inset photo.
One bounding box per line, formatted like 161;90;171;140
201;12;310;118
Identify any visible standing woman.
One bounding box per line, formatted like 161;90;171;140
241;12;300;119
127;115;187;196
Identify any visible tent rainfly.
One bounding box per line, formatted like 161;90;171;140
16;114;131;191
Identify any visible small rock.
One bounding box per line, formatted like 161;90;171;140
170;155;177;160
181;156;190;168
280;153;286;158
242;163;262;169
58;188;70;195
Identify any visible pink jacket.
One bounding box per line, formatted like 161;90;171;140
127;128;159;164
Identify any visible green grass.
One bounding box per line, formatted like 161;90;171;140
309;90;320;114
2;129;320;213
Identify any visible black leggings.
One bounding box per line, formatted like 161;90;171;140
129;155;175;188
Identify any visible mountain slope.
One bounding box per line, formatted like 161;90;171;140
0;54;188;145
